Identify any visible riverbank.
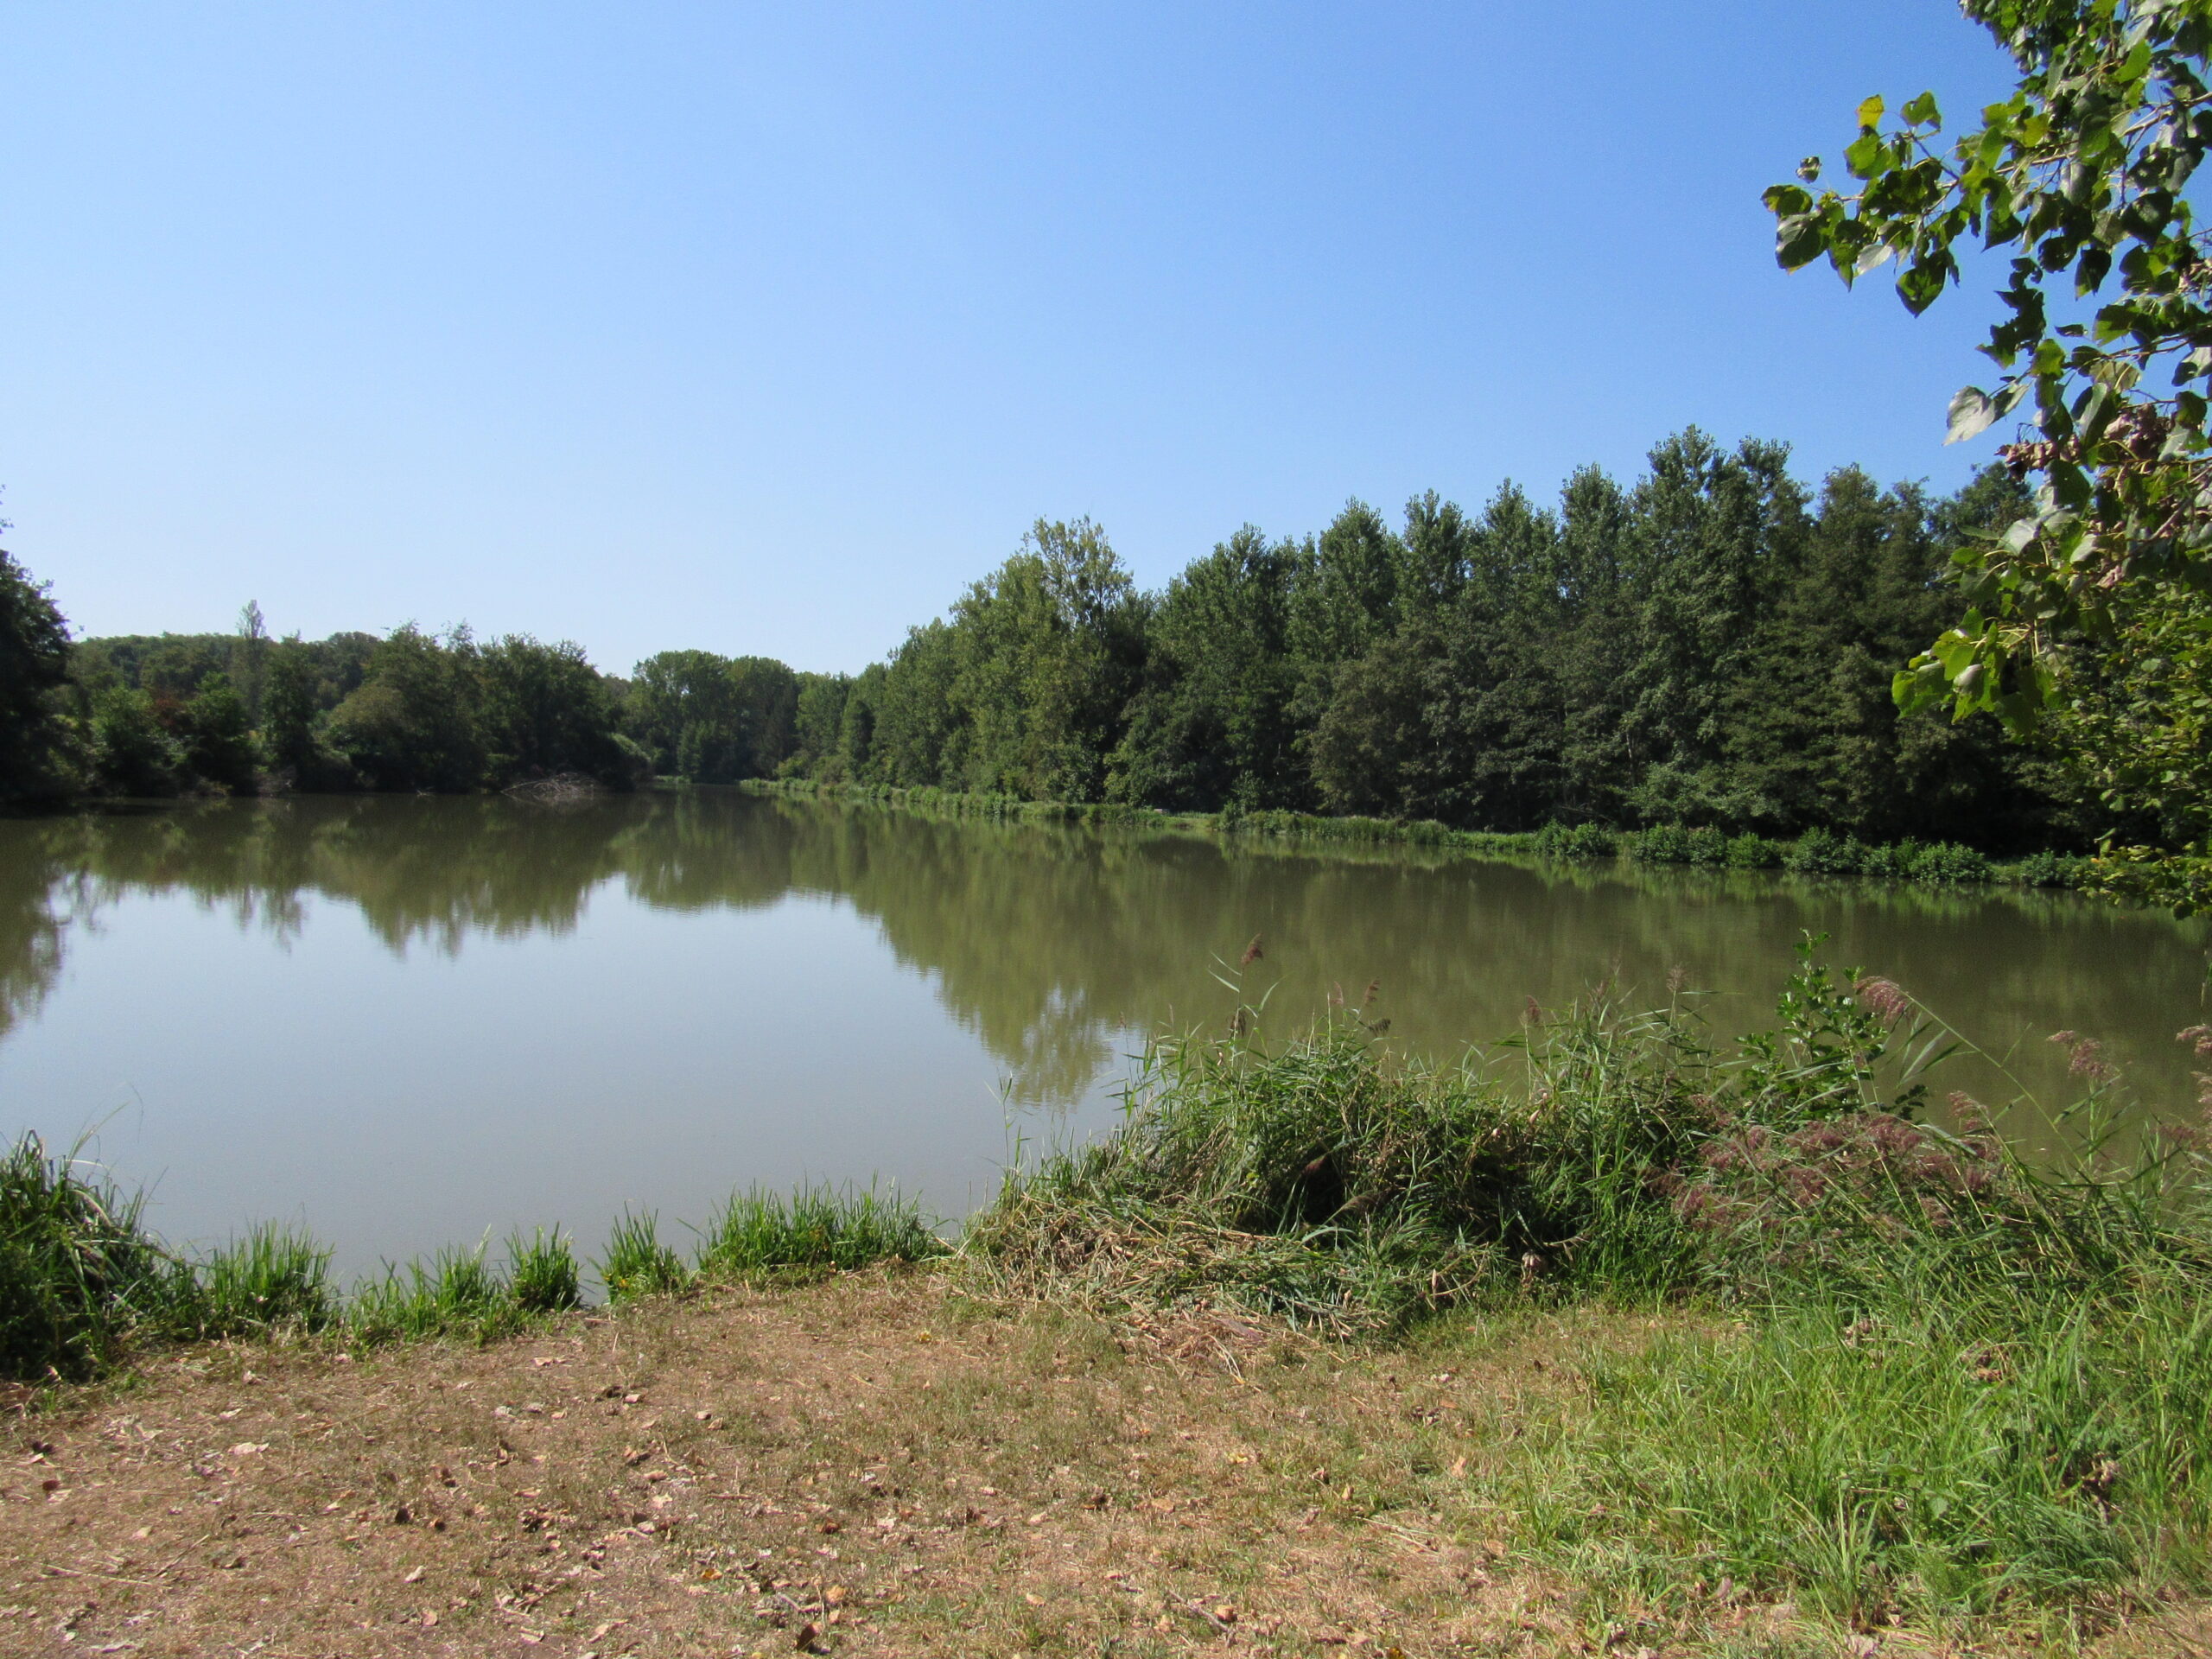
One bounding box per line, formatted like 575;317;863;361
737;779;2167;906
10;951;2212;1651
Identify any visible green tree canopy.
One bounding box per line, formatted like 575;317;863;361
0;550;75;801
480;634;629;785
327;626;489;792
1764;0;2212;844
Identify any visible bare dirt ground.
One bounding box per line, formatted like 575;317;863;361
0;1273;2201;1659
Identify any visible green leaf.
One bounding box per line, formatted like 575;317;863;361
1855;241;1897;277
2030;656;2058;707
1946;386;2000;443
1892;658;1949;715
1856;93;1885;130
1775;217;1827;270
1897;258;1948;314
1932;626;1983;677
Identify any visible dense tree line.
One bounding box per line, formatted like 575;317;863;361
625;651;801;785
802;434;2088;852
0;552;75;803
0;430;2137;850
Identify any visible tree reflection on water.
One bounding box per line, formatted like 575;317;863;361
2;790;2203;1121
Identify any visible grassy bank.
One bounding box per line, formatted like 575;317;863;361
740;777;2100;896
963;948;2212;1629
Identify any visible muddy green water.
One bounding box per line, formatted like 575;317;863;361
1;791;2203;1277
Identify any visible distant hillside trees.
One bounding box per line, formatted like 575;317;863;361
625;651;800;784
319;627;645;791
325;626;492;791
480;634;632;785
1110;524;1302;811
823;518;1151;803
85;686;180;796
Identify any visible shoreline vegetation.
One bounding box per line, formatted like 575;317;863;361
11;950;2212;1647
737;776;2183;907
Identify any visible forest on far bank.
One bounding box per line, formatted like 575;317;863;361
0;429;2157;855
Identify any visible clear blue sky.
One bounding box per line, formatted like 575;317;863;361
2;3;2021;676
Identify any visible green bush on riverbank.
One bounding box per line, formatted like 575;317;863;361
0;1134;185;1379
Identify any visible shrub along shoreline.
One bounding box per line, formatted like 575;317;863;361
10;945;2211;1626
739;776;2101;895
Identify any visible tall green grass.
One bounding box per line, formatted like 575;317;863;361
970;941;2212;1618
967;982;1721;1332
195;1223;337;1337
1518;1278;2212;1620
599;1208;690;1303
505;1226;584;1314
0;1143;345;1375
598;1185;943;1302
350;1243;518;1344
696;1182;942;1276
346;1228;587;1342
0;1135;188;1379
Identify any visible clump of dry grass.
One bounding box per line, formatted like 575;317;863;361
965;995;1713;1335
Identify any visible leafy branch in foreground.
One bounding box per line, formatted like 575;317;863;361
1766;1;2212;849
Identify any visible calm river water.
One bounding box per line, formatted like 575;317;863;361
2;791;2204;1277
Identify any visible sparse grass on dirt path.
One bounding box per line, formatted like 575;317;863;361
0;1271;2202;1659
0;1270;1579;1659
